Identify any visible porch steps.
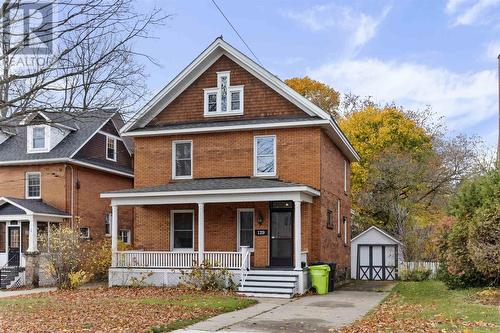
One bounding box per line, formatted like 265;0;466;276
237;270;298;299
0;267;23;289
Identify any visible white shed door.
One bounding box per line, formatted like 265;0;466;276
357;245;398;280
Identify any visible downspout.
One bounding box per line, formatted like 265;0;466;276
65;164;74;228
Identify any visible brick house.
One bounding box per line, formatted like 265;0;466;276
102;38;360;297
0;110;133;288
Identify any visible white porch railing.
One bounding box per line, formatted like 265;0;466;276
113;251;244;269
203;252;242;269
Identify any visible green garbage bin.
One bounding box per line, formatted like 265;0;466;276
309;264;330;294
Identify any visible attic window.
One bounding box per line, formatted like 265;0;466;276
106;135;117;161
204;71;244;116
27;125;49;153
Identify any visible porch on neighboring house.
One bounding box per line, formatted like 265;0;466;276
0;197;71;289
101;178;320;297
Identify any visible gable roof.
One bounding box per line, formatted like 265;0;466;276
0;109;133;177
351;226;402;245
0;197;71;217
121;38;360;162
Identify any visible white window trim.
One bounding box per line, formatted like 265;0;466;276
337;199;341;236
27;125;50;153
25;172;42;199
79;227;90;239
119;229;131;244
343;217;348;245
344;160;348;193
172;140;193;180
203;71;244;117
170;209;195;251
105;213;112;236
236;208;255;252
253;135;277;177
106;135;117;162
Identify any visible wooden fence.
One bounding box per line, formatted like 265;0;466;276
400;261;440;277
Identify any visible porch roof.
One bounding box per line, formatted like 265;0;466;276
101;177;320;205
0;197;71;219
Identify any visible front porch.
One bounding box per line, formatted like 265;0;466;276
0;197;71;288
102;178;319;296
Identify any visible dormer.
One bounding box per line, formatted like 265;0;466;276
203;71;244;117
25;113;75;154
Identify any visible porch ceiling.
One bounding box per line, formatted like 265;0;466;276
101;177;320;205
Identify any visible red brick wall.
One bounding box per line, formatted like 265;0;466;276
319;131;351;273
134;127;322;189
72;166;134;242
0;164;133;243
149;55;306;126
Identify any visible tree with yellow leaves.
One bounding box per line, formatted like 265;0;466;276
285;76;340;118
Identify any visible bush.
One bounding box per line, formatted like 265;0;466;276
436;261;488;289
68;270;93;289
399;267;432;281
82;239;129;281
40;225;88;289
181;260;236;291
440;170;500;288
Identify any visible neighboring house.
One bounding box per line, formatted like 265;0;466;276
0;110;134;288
350;226;403;281
102;38;360;298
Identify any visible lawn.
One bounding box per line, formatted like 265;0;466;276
339;280;499;333
0;287;256;332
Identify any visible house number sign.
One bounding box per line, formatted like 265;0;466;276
255;229;268;236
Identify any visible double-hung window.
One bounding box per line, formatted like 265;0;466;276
254;135;276;177
26;172;41;199
171;210;194;250
172;140;192;179
28;125;49;153
106;136;117;161
237;209;254;250
119;229;131;244
33;127;46;149
343;216;348;245
204;71;244;116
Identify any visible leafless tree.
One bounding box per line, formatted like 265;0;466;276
0;0;167;127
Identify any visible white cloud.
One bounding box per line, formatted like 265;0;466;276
282;4;391;51
485;40;500;59
309;58;497;131
445;0;500;26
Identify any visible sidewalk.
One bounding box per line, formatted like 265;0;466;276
0;287;55;298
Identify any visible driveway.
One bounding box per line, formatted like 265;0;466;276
175;281;394;333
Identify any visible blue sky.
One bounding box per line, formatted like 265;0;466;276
136;0;500;146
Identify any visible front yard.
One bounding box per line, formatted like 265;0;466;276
0;287;256;332
339;280;499;333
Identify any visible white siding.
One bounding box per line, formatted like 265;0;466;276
350;227;403;279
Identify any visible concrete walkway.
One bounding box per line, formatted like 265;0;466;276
175;284;392;333
0;287;55;298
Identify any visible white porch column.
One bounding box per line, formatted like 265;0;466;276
294;200;302;270
111;205;118;252
198;203;205;265
27;215;38;252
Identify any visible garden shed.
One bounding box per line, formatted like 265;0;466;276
351;226;403;280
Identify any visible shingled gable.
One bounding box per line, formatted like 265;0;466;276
121;38;360;162
0;110;134;177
